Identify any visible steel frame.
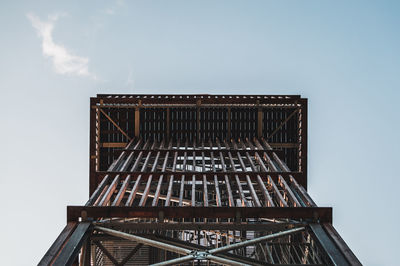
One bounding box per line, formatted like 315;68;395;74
40;94;360;266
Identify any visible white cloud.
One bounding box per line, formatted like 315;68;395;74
27;13;95;78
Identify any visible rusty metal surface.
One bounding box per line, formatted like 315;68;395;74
39;94;359;266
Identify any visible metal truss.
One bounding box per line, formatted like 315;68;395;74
39;94;361;266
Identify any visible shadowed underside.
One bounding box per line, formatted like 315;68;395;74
40;94;360;266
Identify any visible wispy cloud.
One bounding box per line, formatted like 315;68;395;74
27;13;95;78
125;67;135;89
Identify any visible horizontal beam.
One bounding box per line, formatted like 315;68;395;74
93;95;304;106
92;222;307;231
115;149;286;157
93;171;306;187
67;206;332;223
101;142;127;148
100;142;300;149
97;94;301;98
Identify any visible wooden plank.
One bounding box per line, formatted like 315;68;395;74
166;108;170;139
257;106;263;138
101;142;128;148
134;107;140;137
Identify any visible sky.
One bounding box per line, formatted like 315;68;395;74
0;0;399;265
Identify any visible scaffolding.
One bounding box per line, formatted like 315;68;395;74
40;94;361;265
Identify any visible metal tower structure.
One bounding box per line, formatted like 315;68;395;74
40;94;361;265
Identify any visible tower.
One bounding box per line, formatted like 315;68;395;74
40;94;361;265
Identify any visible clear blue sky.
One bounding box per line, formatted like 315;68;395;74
0;1;399;265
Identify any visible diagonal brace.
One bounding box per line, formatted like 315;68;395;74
99;108;132;141
267;108;299;140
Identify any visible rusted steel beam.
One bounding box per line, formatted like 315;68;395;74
228;151;248;207
94;95;302;105
267;139;315;206
210;152;221;207
125;151;152;206
97;94;301;98
309;223;350;266
94;221;306;231
266;108;299;141
191;151;196;207
101;142;127;148
52;222;92;266
278;175;301;207
93;240;119;265
165;152;178;206
67;206;332;222
38;222;77;266
98;175;120;206
146;234;268;266
209;227;305;254
87;138;136;205
112;175;130;206
151;255;193;266
152;152;169;206
119;243;143;265
139;150;161;206
89;98;97;195
179;150;187;207
257;105;263;138
235;147;261;207
254;152;287;207
95;226;192;255
245;152;274;207
93;171;305;183
299;98;308;189
134;106;140;137
201;151;208;207
99;108;132;141
93;185;109;206
322;223;362;266
116;149;284;158
217;145;234;207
